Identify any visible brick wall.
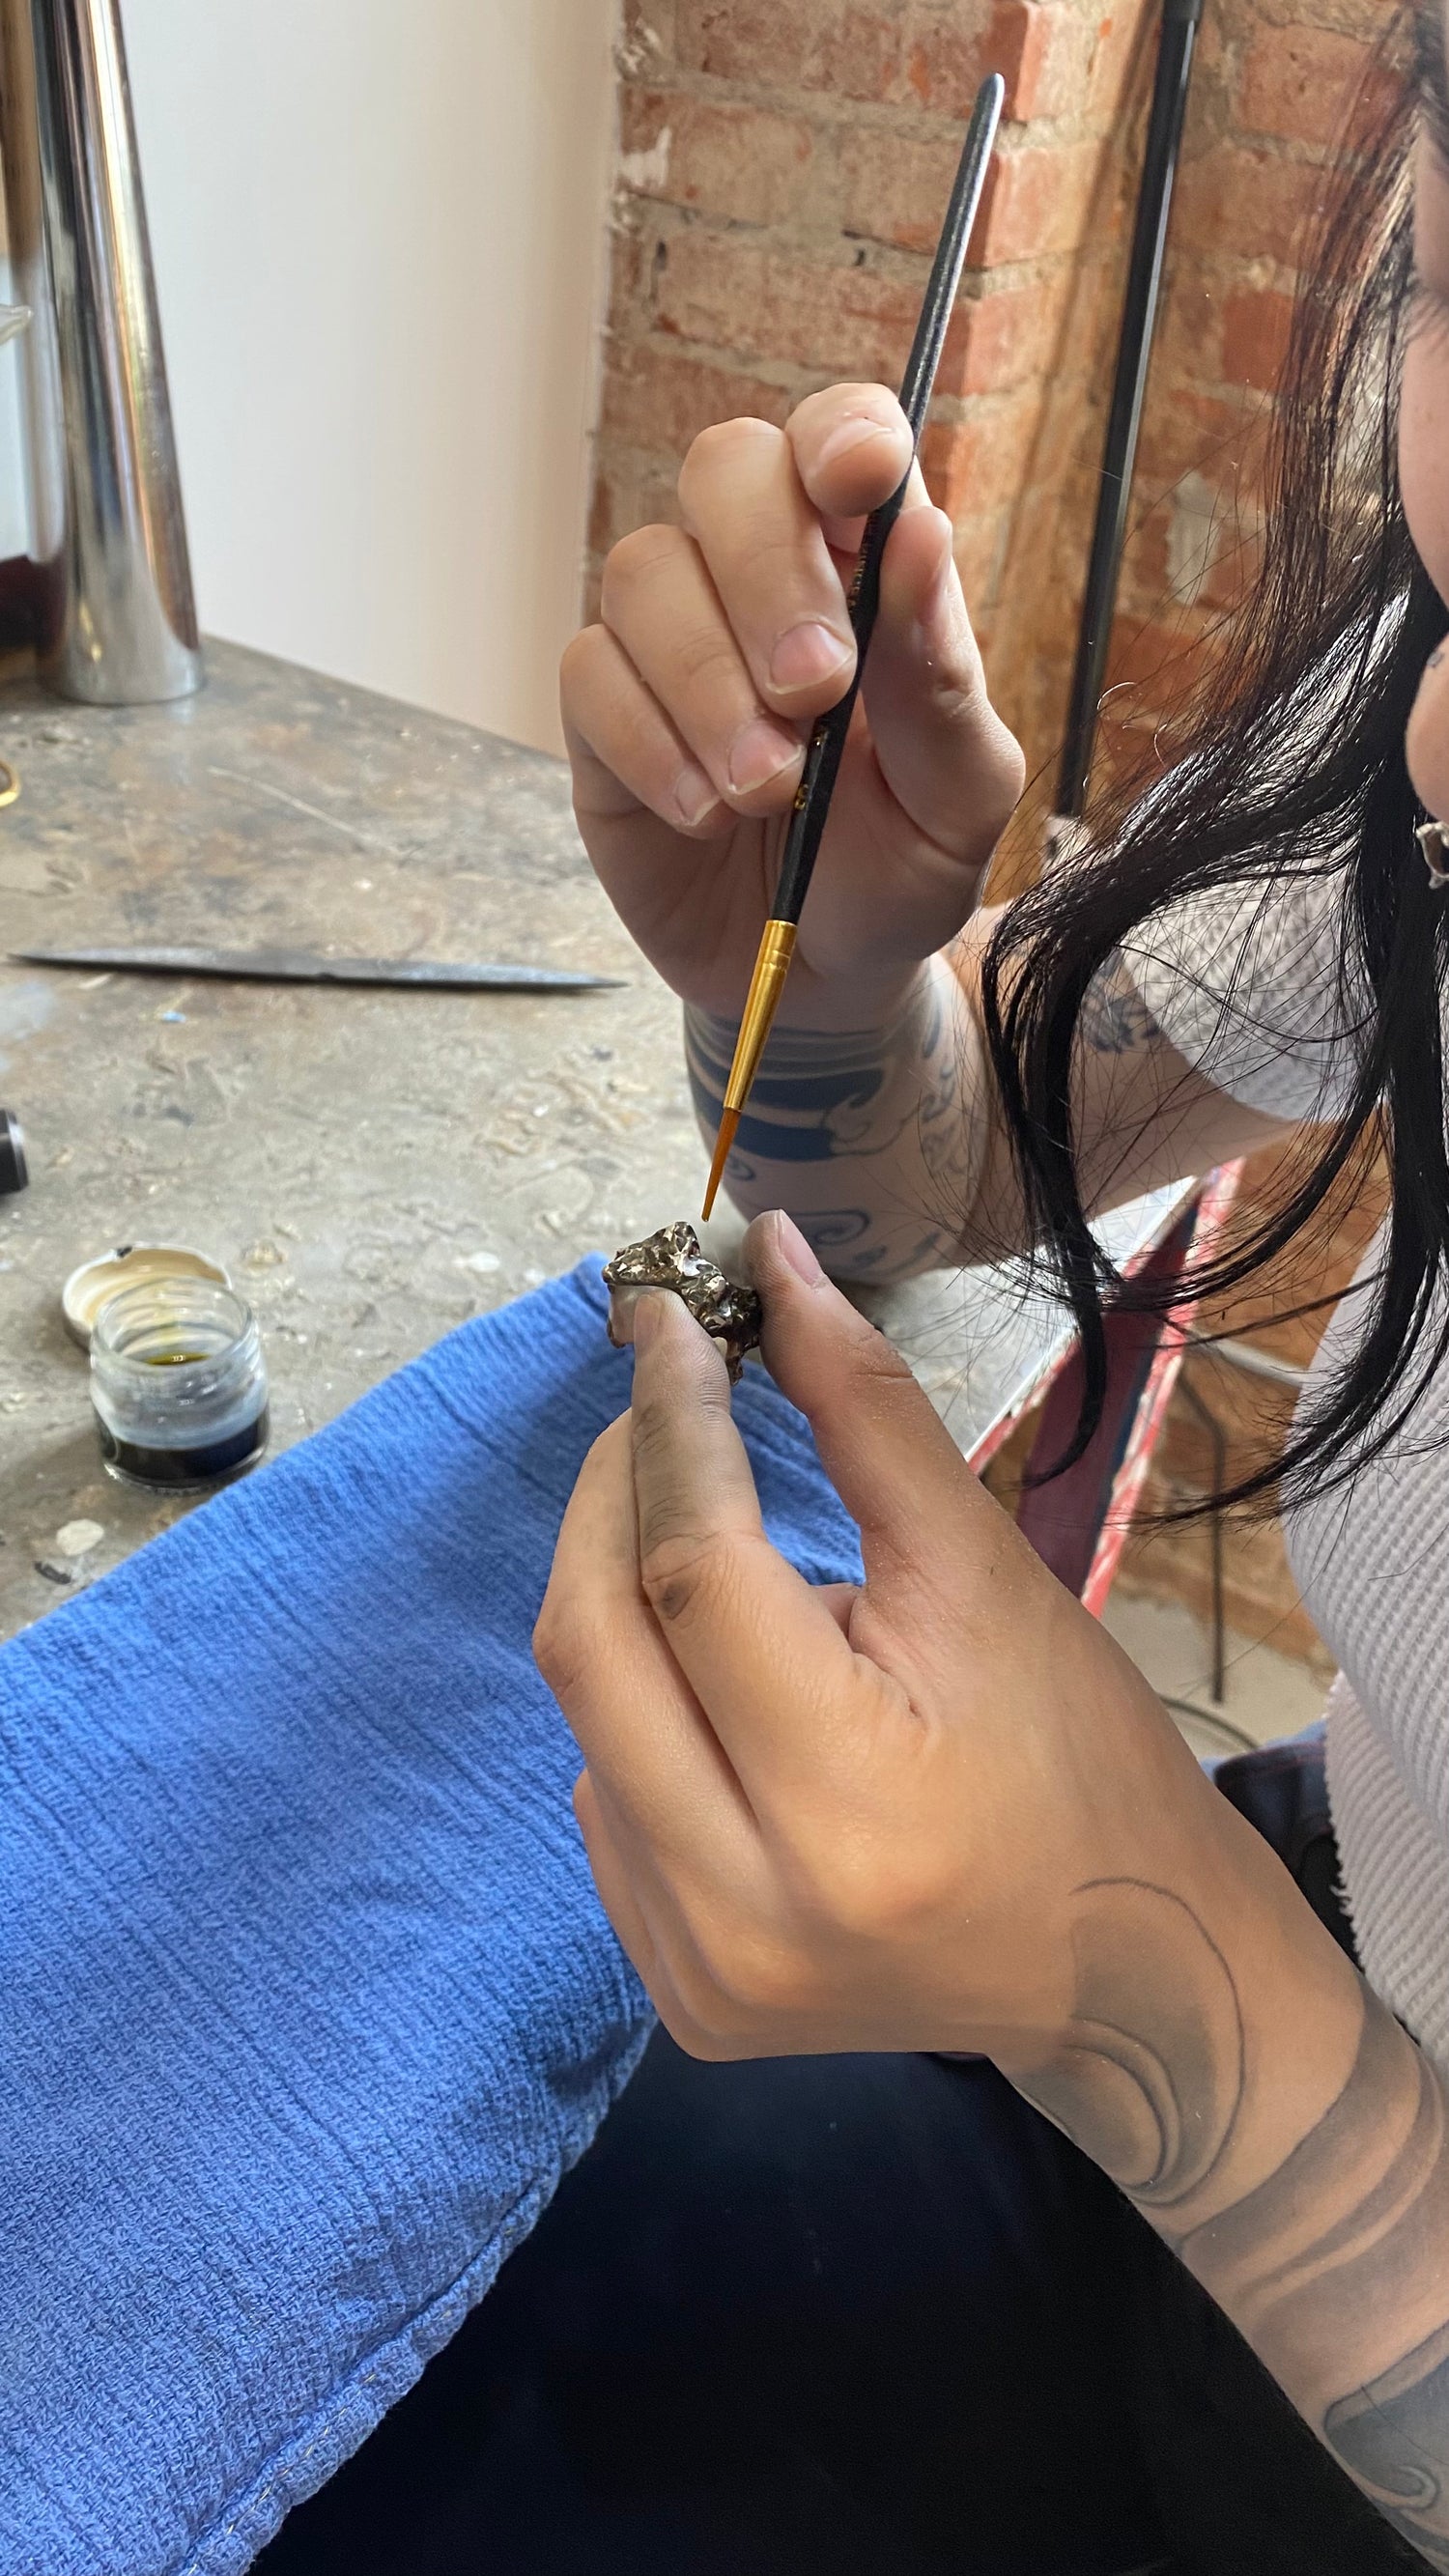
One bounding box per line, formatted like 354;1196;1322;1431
591;0;1391;801
592;0;1157;778
590;0;1398;1669
1087;0;1396;804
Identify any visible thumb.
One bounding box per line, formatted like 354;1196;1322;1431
746;1209;1007;1608
861;497;1023;869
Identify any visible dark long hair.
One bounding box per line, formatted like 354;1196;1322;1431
981;15;1449;1513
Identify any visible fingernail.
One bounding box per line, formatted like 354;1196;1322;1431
816;412;905;473
727;717;801;796
674;763;720;826
771;1210;824;1286
770;620;853;694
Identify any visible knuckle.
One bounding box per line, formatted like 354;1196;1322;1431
663;2006;735;2064
709;1932;806;2023
844;1319;919;1397
631;1357;731;1481
669;1933;792;2042
558;624;602;696
680;414;782;503
532;1597;589;1703
637;1523;737;1628
600;522;686;622
862;1848;943;1936
671;626;749;702
793;381;902;437
831;1847;940;1943
602;537;748;708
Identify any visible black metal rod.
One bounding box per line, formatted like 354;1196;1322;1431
1055;0;1205;822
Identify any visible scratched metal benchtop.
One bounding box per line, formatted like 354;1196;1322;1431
0;640;1173;1643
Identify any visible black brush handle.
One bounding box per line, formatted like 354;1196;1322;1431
771;72;1005;926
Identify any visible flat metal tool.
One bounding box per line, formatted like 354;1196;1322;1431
11;946;624;992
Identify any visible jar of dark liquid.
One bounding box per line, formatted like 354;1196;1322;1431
91;1276;270;1488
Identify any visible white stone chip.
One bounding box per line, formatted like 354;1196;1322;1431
56;1519;104;1557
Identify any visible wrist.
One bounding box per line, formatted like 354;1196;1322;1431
1013;1796;1368;2232
684;956;986;1282
686;958;940;1052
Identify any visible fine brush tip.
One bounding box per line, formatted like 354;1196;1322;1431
700;1108;740;1223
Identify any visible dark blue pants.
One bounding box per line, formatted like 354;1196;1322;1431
256;2035;1414;2576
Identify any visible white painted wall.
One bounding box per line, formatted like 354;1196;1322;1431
108;0;618;753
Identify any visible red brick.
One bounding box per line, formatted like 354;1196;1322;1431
618;0;676;74
898;1;1053;122
600;216;655;326
1220;285;1294;393
1193;517;1261;619
1087;1;1151;120
1151;278;1228;393
838;123;977;253
1035;246;1119;382
1025;6;1101;121
955;272;1074;391
977;139;1106;265
588;445;684;554
675;0;901;100
1035;368;1109;485
1102;607;1207;697
952;505;1011;605
1173;144;1332;267
920;381;1045;515
1122;506;1171;602
991;476;1064;595
1132;386;1266;502
617;87;815;227
600;344;794;457
655;225;1083;397
660;230;977;384
1236;21;1373;151
971;607;1001;665
844;116;1110;270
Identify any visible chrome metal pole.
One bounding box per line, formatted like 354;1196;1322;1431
0;0;201;702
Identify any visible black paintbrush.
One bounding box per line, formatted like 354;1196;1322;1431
701;71;1005;1219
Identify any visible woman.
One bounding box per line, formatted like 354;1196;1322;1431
262;10;1449;2574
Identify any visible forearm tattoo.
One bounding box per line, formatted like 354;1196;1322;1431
683;965;983;1282
1020;1883;1449;2567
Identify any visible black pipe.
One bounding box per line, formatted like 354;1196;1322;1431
1055;0;1206;822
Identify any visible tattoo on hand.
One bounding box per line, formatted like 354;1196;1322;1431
1016;1881;1244;2209
1021;1881;1449;2567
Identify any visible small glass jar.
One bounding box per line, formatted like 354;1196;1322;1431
91;1276;270;1489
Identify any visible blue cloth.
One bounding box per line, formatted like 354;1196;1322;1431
0;1260;864;2576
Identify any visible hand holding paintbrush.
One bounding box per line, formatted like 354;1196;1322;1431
699;73;1005;1217
562;73;1018;1253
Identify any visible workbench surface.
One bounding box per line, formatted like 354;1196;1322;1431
0;641;1170;1644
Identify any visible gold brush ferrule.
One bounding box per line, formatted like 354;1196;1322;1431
724;919;798;1111
700;919;798;1221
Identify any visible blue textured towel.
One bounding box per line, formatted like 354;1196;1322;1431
0;1260;863;2576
